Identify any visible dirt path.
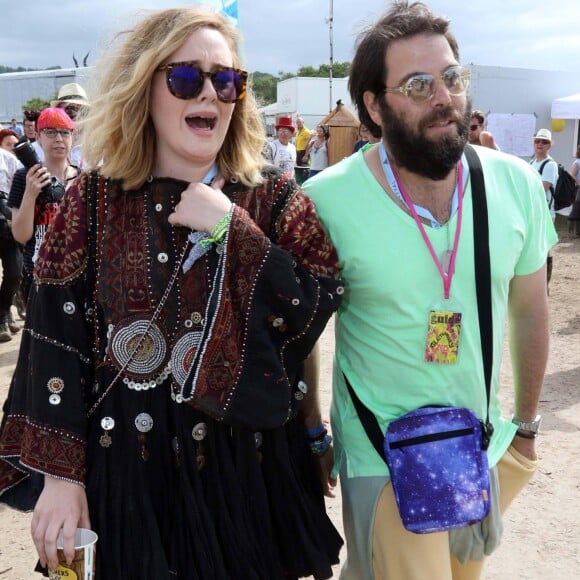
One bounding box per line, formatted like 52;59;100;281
1;218;578;579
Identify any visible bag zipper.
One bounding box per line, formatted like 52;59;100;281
389;427;475;449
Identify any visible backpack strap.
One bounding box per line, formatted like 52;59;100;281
534;159;555;203
538;159;550;175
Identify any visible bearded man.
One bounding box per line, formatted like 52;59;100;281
303;2;557;579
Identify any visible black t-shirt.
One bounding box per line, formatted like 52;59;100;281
8;167;68;273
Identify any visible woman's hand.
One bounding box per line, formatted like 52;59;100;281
31;477;90;570
314;446;337;498
25;164;51;199
168;176;232;232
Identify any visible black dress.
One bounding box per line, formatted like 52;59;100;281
0;167;343;579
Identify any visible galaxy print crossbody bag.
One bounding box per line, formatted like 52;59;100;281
345;146;495;534
382;405;491;533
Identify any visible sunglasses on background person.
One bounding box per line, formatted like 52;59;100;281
384;65;470;103
158;62;248;103
469;124;481;131
534;139;550;145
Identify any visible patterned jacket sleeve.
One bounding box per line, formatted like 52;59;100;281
181;169;343;429
0;174;92;497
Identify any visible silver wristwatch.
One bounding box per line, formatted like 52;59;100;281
511;414;542;434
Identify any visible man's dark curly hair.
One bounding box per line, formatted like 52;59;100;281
348;1;459;138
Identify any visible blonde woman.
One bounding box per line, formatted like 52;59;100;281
0;8;343;578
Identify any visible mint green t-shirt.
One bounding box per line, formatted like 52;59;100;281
303;146;558;479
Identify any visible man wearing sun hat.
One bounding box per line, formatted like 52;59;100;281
51;82;90;168
51;82;89;121
529;129;558;214
268;116;297;177
529;128;558;288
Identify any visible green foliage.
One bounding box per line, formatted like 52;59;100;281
296;61;350;78
251;72;278;107
23;97;51;112
250;62;350;106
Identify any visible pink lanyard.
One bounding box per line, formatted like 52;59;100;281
392;162;464;300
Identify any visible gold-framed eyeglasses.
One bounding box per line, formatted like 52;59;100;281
384;66;470;103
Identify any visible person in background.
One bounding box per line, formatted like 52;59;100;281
0;129;19;152
353;122;381;154
304;124;330;179
352;123;371;153
567;145;580;235
303;2;556;578
529;128;558;289
0;8;343;579
8;108;79;304
51;83;90;168
0;146;23;341
22;110;45;166
7;119;22;137
295;116;311;166
22;111;39;143
51;82;89;122
469;110;499;149
268;116;297;177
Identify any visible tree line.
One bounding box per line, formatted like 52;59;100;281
0;65;61;74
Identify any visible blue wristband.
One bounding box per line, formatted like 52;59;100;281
306;423;325;437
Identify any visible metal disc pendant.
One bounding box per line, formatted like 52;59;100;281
171;331;203;387
107;318;168;378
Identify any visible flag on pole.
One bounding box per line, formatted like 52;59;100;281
200;1;239;27
221;1;239;25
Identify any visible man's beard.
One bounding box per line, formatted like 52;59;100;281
380;97;471;180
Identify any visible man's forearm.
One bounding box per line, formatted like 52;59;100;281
508;301;550;421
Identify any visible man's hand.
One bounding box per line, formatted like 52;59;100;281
510;435;537;461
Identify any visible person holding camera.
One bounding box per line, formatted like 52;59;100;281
8;107;79;302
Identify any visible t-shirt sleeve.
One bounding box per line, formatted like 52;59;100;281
542;161;559;187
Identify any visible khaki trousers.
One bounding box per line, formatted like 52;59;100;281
371;445;537;580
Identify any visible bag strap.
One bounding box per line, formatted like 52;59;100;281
464;145;494;446
344;144;494;459
537;159;555;200
537;159;549;175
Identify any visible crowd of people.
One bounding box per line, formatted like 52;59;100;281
0;1;574;579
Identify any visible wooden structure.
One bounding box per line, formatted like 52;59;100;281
319;100;359;166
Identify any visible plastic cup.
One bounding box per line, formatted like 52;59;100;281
48;528;97;580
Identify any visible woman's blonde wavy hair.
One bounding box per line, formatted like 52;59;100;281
81;8;265;190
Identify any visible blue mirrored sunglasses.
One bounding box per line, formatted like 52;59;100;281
157;62;248;103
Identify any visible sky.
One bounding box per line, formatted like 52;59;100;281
1;1;579;75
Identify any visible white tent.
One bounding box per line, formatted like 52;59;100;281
551;92;580;119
